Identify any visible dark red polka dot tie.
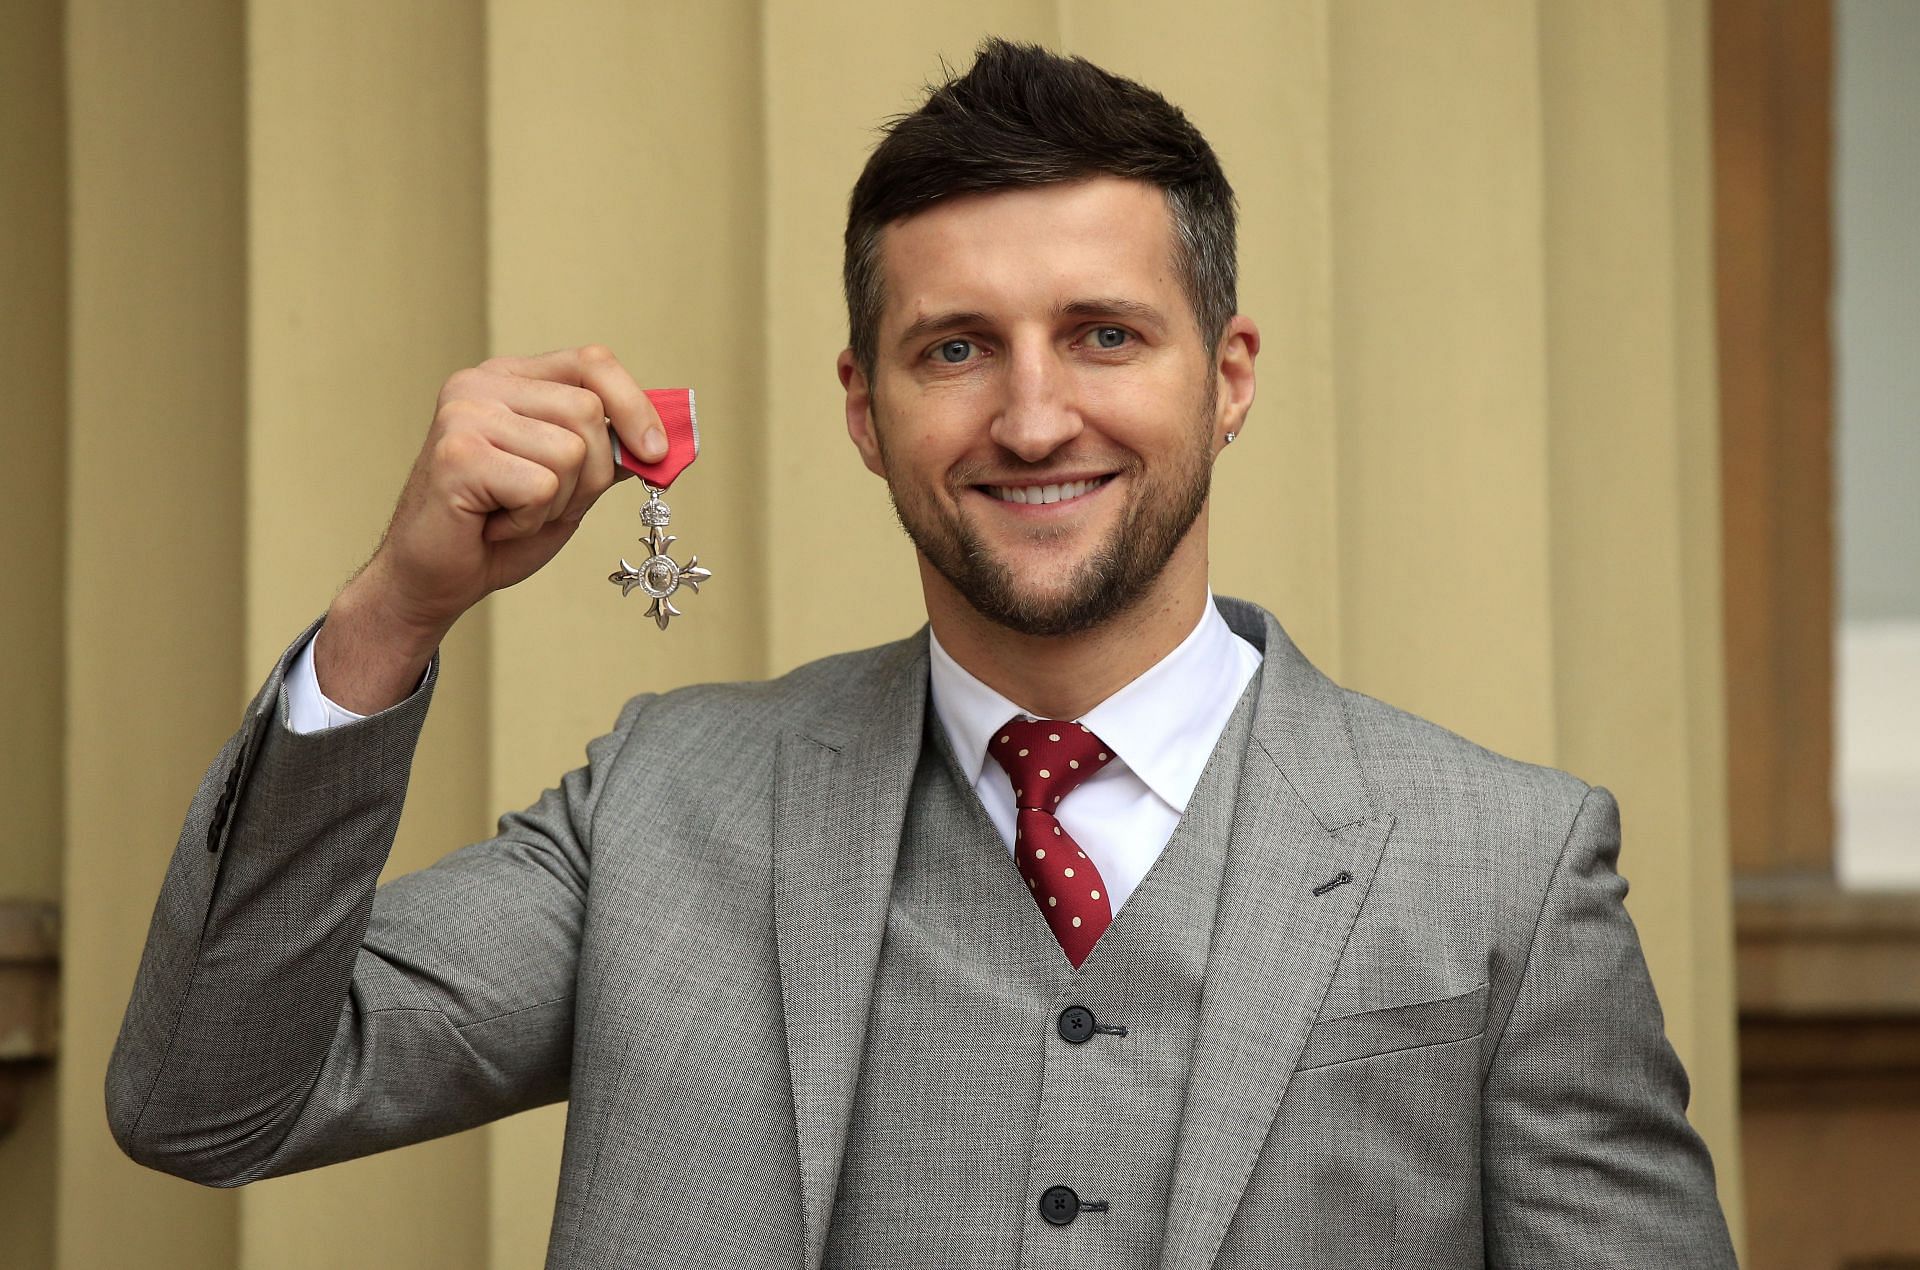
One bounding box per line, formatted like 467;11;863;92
987;716;1115;968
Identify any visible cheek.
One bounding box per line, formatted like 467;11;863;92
870;415;957;495
1075;354;1202;417
1079;389;1199;457
879;397;990;466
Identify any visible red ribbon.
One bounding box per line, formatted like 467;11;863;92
611;387;699;489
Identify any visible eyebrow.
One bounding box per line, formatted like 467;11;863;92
895;310;992;351
893;297;1170;352
1057;297;1167;330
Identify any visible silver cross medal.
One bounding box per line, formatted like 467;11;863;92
609;479;711;630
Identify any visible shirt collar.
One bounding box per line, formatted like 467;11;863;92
925;591;1261;812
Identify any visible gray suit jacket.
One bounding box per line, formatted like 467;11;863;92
108;596;1735;1267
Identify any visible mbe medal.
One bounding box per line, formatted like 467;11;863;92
608;388;711;631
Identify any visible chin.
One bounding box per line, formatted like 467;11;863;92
958;562;1156;639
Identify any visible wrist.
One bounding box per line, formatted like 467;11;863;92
314;563;450;714
334;561;454;658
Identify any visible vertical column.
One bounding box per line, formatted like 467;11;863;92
1714;0;1836;877
1327;0;1559;758
61;0;246;1265
237;2;492;1267
1537;0;1742;1241
0;1;69;1263
482;2;768;1263
1064;1;1343;670
760;1;1061;675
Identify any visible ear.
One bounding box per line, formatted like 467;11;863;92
839;348;888;478
1212;316;1260;451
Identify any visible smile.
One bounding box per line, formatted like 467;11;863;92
982;476;1113;506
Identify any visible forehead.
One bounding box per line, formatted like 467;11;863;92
876;177;1183;334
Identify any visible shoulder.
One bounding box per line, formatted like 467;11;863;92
598;627;926;762
1322;683;1625;974
1217;594;1592;847
1336;688;1593;843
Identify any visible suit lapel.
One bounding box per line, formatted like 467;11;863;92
772;633;928;1270
1160;602;1396;1270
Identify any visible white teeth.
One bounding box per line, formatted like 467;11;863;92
988;477;1104;505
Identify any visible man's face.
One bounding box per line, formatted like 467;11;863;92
840;176;1248;638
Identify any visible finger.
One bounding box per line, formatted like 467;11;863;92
479;375;615;520
482;510;577;549
461;446;563;541
487;409;591;522
439;403;587;526
489;345;666;471
576;344;666;468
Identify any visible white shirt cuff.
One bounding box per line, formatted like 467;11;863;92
285;630;370;735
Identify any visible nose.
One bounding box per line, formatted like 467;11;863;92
988;339;1081;462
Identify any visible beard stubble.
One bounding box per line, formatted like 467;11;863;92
875;382;1218;639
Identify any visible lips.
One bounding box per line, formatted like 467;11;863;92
981;475;1113;506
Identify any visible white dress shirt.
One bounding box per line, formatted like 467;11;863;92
286;631;373;734
927;593;1262;915
287;593;1263;916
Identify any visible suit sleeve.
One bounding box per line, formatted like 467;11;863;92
1480;785;1738;1268
106;617;651;1186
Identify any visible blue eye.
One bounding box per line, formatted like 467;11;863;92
935;339;974;364
1092;326;1129;349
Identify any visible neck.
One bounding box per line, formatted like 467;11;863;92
922;531;1211;720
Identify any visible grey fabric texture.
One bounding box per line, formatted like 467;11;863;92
108;597;1736;1268
825;679;1257;1267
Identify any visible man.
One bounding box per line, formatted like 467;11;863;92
109;39;1736;1268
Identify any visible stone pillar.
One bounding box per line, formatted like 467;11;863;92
0;0;71;1261
60;1;247;1265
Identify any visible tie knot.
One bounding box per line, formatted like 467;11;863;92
988;716;1113;811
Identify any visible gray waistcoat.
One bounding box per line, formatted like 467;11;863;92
824;681;1261;1268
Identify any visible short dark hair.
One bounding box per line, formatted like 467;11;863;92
843;38;1238;379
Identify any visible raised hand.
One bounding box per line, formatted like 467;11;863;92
315;345;661;712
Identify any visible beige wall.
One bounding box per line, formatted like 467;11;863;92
7;0;1742;1264
1;4;69;1264
54;1;247;1267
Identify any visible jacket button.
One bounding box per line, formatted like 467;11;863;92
1057;1005;1096;1044
1038;1184;1080;1226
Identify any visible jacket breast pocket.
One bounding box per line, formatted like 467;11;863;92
1294;982;1489;1071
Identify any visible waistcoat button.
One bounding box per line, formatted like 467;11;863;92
1038;1184;1081;1226
1057;1005;1096;1044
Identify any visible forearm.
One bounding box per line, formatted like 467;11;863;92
107;625;438;1184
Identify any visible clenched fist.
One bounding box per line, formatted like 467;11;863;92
315;345;664;713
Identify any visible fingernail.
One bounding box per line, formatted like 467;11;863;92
644;426;666;458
